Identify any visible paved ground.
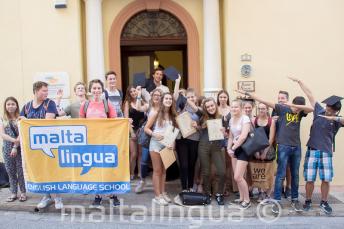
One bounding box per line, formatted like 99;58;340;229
1;178;344;220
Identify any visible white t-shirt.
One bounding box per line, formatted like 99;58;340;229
229;115;251;139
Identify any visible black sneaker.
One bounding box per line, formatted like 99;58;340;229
215;194;224;205
291;200;303;212
110;195;120;207
90;196;102;208
303;199;312;211
320;201;333;215
284;187;291;199
239;201;251;209
271;201;282;214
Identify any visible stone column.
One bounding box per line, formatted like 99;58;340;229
203;0;223;98
84;0;105;82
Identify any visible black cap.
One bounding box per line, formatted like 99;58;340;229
322;95;343;111
164;66;180;80
133;72;147;87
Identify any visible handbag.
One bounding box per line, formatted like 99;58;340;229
265;145;276;161
241;126;270;157
179;192;210;206
137;121;151;148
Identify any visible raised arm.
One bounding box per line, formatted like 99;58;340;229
135;86;149;112
286;102;314;114
236;90;276;109
173;75;181;101
288;77;316;108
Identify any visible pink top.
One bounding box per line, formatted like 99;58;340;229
79;100;117;118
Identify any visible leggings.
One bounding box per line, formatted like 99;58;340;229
176;139;199;190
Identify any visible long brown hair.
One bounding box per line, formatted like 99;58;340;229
156;92;177;128
3;97;20;121
150;88;163;108
124;85;136;104
201;97;221;126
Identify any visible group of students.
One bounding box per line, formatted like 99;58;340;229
0;68;343;215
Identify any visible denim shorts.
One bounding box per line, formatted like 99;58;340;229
304;148;333;182
149;138;165;153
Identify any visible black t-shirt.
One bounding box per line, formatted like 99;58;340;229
274;104;307;146
307;102;343;153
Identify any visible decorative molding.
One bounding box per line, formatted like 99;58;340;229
109;0;200;93
121;11;186;40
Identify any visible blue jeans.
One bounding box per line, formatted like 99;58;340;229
274;144;302;201
140;147;150;179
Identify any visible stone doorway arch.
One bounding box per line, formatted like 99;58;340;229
109;0;200;93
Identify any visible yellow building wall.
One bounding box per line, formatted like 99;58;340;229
223;0;344;185
102;0;204;89
0;0;84;109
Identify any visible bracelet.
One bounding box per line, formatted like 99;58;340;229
137;96;142;100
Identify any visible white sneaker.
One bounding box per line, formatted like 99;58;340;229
54;197;64;209
135;180;145;194
37;196;53;209
162;192;171;203
153;196;168;206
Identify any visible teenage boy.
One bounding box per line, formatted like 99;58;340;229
289;77;343;215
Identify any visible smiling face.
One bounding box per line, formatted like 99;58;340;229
162;93;173;107
205;100;217;115
75;84;86;96
230;101;242;116
257;103;268;117
186;91;197;104
106;74;117;88
90;82;103;99
5;99;17;114
243;102;253;116
278;93;288;104
35;86;49;101
153;70;163;83
218;92;229;106
152;90;162;105
129;88;137;99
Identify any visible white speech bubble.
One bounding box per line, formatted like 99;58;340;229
29;125;87;158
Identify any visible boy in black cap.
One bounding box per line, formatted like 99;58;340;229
289;77;344;215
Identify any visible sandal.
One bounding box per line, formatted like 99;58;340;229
19;194;27;202
6;195;17;202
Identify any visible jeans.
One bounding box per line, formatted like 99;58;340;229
274;144;302;201
140;147;150;179
198;140;225;195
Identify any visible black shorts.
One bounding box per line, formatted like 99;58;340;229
234;147;251;162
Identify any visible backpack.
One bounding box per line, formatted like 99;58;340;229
83;98;110;118
24;99;51;117
104;89;123;101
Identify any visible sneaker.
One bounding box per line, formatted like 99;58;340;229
239;201;251;209
205;194;212;205
90;196;102;208
271;202;281;214
162;192;171;203
37;196;53;209
257;192;266;203
153;196;169;206
54;197;63;210
232;198;243;204
110;195;120;207
320;201;333;215
303;199;312;211
284;187;291;199
291;200;303;212
215;194;224;205
135;180;146;194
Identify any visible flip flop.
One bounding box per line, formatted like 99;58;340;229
6;196;17;202
19;195;27;202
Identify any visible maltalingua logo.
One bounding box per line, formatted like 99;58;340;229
29;126;118;175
